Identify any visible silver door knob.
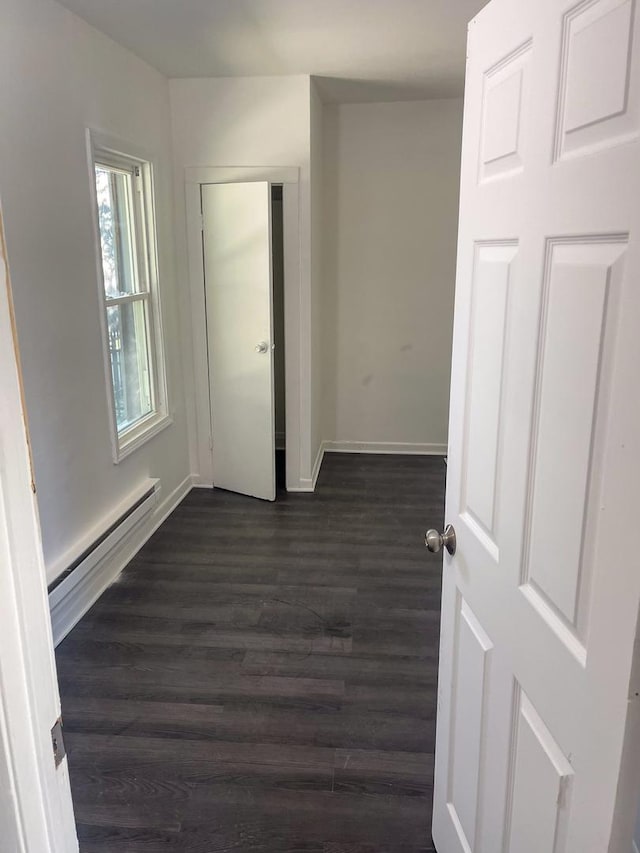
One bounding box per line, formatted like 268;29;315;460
255;341;269;353
425;524;456;555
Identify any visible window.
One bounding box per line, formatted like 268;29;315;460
89;134;170;460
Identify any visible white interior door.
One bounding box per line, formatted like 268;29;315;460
433;0;640;851
202;181;275;501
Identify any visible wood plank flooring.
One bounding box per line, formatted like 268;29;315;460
56;453;446;852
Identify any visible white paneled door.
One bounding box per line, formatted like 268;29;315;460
432;0;640;851
202;182;276;501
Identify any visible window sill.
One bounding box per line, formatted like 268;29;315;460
113;412;173;464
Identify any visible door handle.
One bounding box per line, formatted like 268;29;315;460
255;341;269;353
425;524;456;555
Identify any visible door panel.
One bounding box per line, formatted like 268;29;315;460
507;691;573;853
448;598;493;852
479;42;532;183
202;182;275;501
556;0;638;160
525;239;627;642
433;0;640;850
462;242;516;549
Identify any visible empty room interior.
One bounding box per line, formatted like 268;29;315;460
2;0;640;852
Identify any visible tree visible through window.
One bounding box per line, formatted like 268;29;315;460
91;140;168;459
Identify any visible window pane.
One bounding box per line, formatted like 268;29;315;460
107;300;153;432
95;165;139;298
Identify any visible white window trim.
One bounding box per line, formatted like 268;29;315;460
86;129;171;463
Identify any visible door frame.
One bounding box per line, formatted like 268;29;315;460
0;207;77;851
185;166;308;492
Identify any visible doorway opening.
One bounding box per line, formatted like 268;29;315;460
185;167;306;494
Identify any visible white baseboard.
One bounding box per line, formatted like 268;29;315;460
186;439;442;499
190;478;213;488
324;440;448;456
193;475;319;493
311;441;326;487
49;474;192;646
287;440;326;493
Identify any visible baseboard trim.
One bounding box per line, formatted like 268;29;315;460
191;479;213;489
186;440;442;498
324;440;447;456
49;474;192;646
311;441;326;489
287;441;326;493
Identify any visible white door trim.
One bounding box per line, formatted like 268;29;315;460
0;208;77;851
184;166;308;492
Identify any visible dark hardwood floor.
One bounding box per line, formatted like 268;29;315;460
56;453;446;852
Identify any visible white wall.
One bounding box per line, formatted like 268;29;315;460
322;98;463;452
0;0;190;581
635;798;640;852
169;76;316;485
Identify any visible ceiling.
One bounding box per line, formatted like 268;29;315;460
56;0;487;102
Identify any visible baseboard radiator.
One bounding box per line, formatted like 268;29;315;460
48;480;160;647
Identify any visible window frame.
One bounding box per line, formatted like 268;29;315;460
87;129;171;463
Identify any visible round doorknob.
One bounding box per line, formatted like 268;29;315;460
425;524;456;555
255;341;269;353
